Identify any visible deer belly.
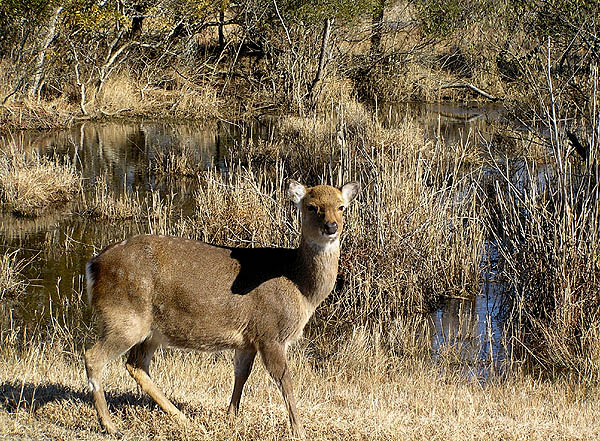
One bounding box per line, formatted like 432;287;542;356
152;294;249;351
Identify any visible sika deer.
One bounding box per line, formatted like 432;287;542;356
84;180;360;438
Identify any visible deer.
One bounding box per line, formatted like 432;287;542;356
84;179;360;438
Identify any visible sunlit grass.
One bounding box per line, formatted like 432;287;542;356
484;133;600;381
0;147;81;216
1;85;599;440
1;319;599;441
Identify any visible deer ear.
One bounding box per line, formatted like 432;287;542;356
341;181;360;205
287;180;307;206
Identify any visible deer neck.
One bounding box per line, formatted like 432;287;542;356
295;236;340;306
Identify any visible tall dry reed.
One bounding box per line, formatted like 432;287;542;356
83;174;174;224
484;91;600;380
84;174;144;221
0;251;28;300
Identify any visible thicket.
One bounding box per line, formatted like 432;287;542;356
0;0;598;126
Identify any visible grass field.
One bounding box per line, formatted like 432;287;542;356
1;329;599;441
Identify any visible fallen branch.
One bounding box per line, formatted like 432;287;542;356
98;108;133;117
441;82;502;101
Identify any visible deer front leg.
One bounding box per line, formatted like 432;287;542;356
228;348;257;417
259;343;305;439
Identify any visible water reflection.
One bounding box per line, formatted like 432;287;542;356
378;101;506;146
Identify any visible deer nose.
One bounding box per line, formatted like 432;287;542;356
324;222;338;235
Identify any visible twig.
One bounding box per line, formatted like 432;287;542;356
98;108;132;117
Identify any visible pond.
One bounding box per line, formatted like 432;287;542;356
1;103;506;375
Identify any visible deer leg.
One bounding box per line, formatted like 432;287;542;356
259;343;305;439
125;336;187;422
227;348;257;416
85;336;138;435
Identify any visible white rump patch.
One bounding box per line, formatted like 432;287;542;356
85;261;95;305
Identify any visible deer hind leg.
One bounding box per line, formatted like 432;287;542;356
125;334;187;422
85;334;141;435
259;343;305;439
227;348;257;417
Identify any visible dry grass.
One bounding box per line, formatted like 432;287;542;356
99;71;222;120
151;142;207;177
0;252;27;300
259;100;484;320
0;60;73;131
120;104;476;357
2;66;599;438
191;164;295;248
0;63;222;131
0;101;73;132
83;174;174;224
1;325;599;441
76;97;486;348
98;71;142;112
145;120;220;177
84;175;145;221
73;98;482;332
0;147;81;216
1;99;599;440
159;100;485;334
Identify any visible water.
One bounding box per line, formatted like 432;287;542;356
430;242;504;376
1;104;505;373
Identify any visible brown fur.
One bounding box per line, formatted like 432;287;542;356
84;180;360;438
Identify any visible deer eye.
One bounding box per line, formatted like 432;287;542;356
338;205;345;211
306;205;317;212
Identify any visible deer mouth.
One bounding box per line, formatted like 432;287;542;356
320;230;339;240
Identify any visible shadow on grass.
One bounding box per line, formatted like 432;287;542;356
0;381;190;415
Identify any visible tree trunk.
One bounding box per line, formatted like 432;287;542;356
308;18;333;106
130;4;144;39
29;6;63;101
218;9;225;48
168;21;187;42
370;0;385;56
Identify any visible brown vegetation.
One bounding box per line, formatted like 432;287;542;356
0;251;27;300
0;29;599;433
186;101;485;326
484;123;600;379
1;315;599;440
0;147;81;216
83;174;145;221
82;174;174;225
